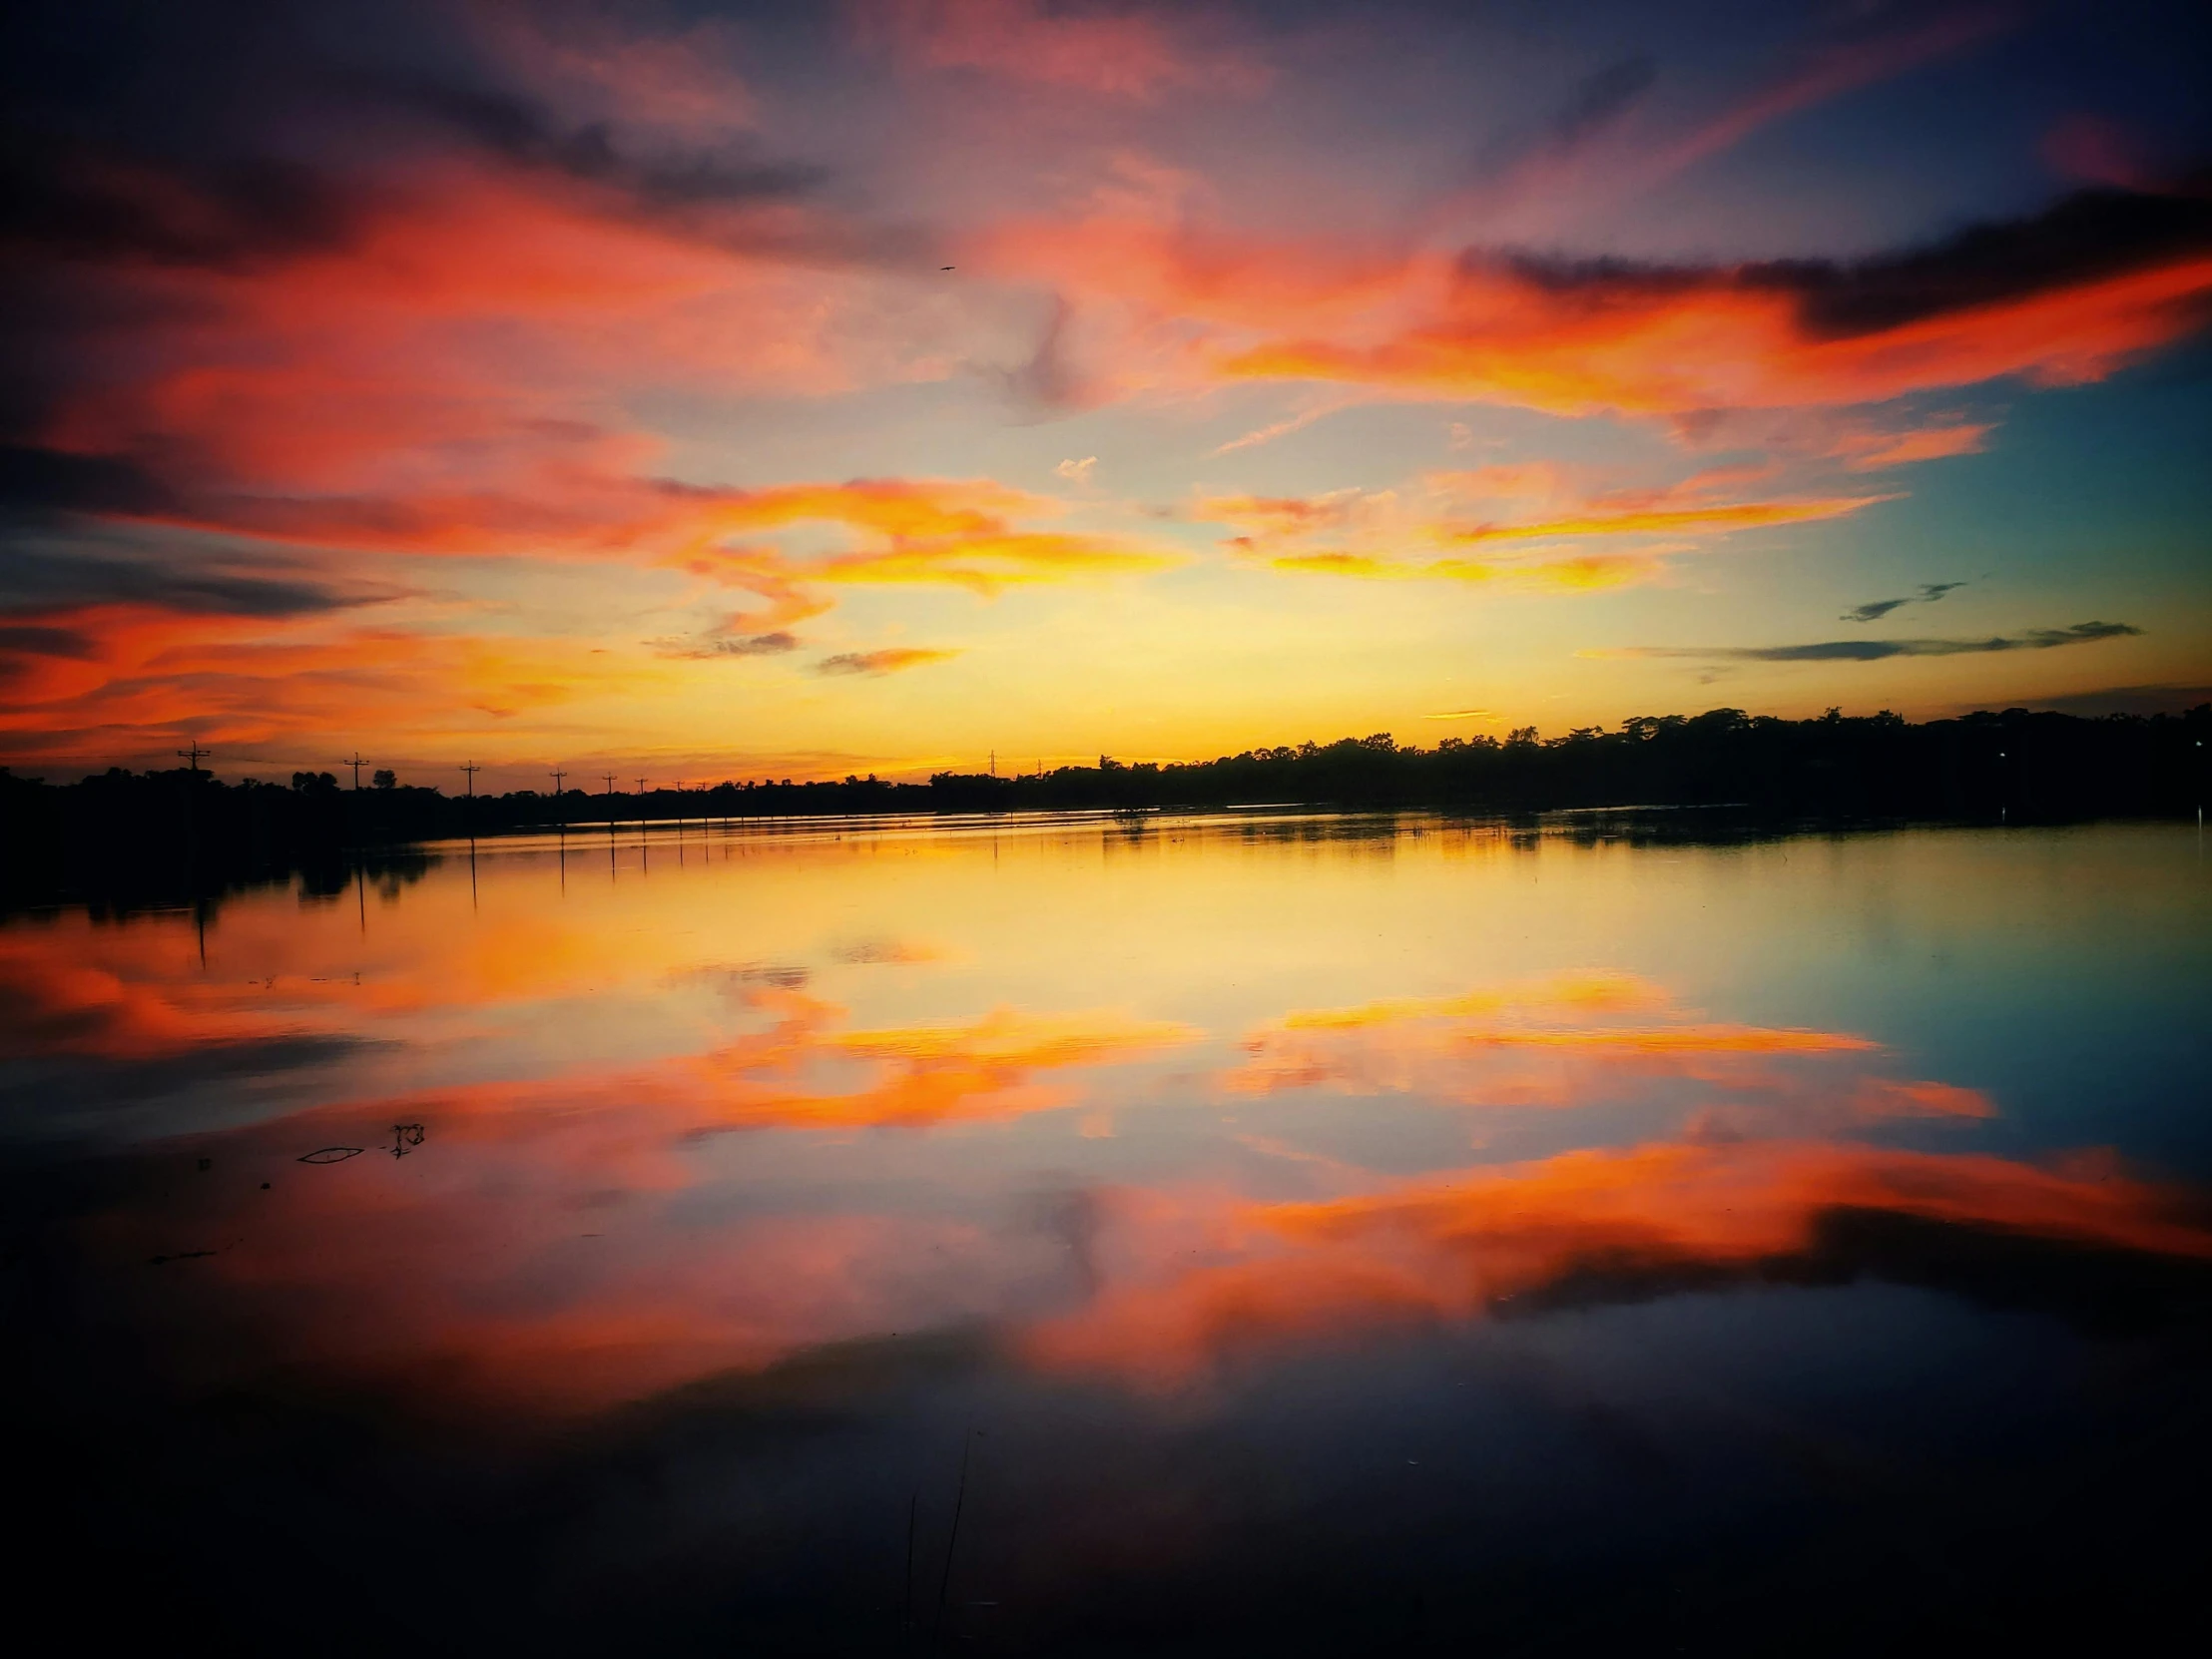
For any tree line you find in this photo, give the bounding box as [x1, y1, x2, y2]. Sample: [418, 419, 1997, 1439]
[4, 703, 2205, 905]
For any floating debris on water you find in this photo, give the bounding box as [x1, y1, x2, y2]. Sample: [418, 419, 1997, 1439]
[298, 1147, 364, 1164]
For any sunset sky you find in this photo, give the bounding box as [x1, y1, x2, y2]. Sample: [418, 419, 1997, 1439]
[3, 0, 2208, 786]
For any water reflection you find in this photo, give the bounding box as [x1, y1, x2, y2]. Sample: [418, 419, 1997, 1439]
[6, 815, 2210, 1650]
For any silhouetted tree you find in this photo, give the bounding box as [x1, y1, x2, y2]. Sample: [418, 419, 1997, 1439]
[4, 703, 2206, 910]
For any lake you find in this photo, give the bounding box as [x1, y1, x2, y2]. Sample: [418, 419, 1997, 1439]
[6, 812, 2210, 1654]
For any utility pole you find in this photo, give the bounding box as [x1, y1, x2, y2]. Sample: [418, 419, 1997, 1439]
[549, 767, 567, 830]
[176, 741, 208, 896]
[458, 763, 481, 875]
[343, 752, 367, 790]
[989, 750, 995, 778]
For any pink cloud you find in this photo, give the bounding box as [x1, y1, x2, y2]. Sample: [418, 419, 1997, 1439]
[860, 0, 1266, 100]
[1650, 7, 2013, 184]
[1830, 420, 1991, 470]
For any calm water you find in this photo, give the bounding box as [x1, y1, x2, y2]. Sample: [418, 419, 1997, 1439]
[6, 814, 2210, 1654]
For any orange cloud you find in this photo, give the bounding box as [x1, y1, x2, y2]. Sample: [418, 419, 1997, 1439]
[0, 470, 1184, 764]
[0, 940, 318, 1060]
[1022, 1137, 2212, 1384]
[113, 474, 1178, 615]
[348, 992, 1196, 1142]
[0, 601, 666, 768]
[672, 480, 1185, 613]
[1225, 252, 2212, 415]
[815, 647, 959, 677]
[1199, 464, 1891, 591]
[19, 160, 1209, 641]
[84, 993, 1196, 1410]
[773, 1005, 1198, 1128]
[1830, 421, 1992, 470]
[40, 166, 910, 494]
[1440, 493, 1893, 545]
[1219, 972, 1936, 1115]
[978, 180, 2212, 419]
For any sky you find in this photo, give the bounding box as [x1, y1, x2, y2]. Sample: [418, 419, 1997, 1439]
[2, 0, 2208, 788]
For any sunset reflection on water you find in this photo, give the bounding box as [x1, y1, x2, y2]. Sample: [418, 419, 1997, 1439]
[7, 814, 2210, 1651]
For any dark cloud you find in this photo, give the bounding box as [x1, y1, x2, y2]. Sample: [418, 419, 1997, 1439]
[0, 622, 94, 661]
[1841, 597, 1911, 623]
[0, 127, 361, 273]
[1549, 55, 1658, 153]
[1778, 177, 2212, 338]
[0, 447, 179, 515]
[355, 75, 824, 210]
[2011, 683, 2212, 717]
[999, 296, 1093, 413]
[0, 0, 840, 448]
[1477, 53, 1656, 177]
[0, 546, 370, 621]
[655, 630, 801, 660]
[0, 1037, 370, 1120]
[1626, 621, 2142, 663]
[1841, 579, 1967, 622]
[1498, 175, 2212, 339]
[815, 648, 956, 677]
[717, 630, 800, 656]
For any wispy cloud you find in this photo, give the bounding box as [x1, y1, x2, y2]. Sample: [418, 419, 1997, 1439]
[815, 647, 959, 677]
[858, 0, 1267, 101]
[1841, 581, 1968, 623]
[1206, 396, 1358, 457]
[1645, 7, 2014, 185]
[982, 176, 2212, 419]
[2002, 682, 2212, 717]
[653, 629, 801, 660]
[1441, 13, 2005, 244]
[1201, 464, 1894, 593]
[1603, 620, 2141, 664]
[1831, 421, 1992, 470]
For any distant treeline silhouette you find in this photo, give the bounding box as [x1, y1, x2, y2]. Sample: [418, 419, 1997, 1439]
[4, 704, 2206, 902]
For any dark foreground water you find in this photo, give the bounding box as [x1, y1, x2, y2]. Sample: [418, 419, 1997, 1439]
[4, 813, 2209, 1654]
